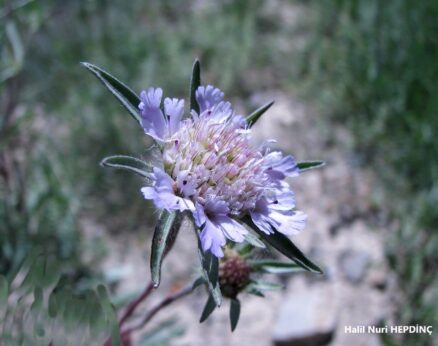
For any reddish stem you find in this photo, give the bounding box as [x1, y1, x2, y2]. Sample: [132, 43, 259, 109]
[120, 284, 194, 339]
[118, 282, 155, 327]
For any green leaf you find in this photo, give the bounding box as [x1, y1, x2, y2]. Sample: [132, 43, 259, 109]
[81, 62, 141, 125]
[229, 298, 241, 332]
[100, 155, 151, 178]
[190, 60, 201, 114]
[150, 210, 180, 287]
[196, 234, 222, 307]
[297, 161, 326, 172]
[245, 101, 274, 127]
[242, 217, 323, 274]
[199, 295, 216, 323]
[192, 277, 205, 290]
[245, 286, 265, 297]
[248, 260, 305, 274]
[247, 281, 284, 291]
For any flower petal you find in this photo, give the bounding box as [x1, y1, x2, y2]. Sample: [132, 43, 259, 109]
[195, 85, 224, 112]
[139, 88, 166, 141]
[269, 210, 307, 236]
[264, 152, 299, 180]
[164, 97, 184, 135]
[200, 219, 226, 257]
[214, 215, 247, 242]
[141, 167, 194, 211]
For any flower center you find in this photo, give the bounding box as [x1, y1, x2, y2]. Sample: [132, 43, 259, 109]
[162, 116, 269, 216]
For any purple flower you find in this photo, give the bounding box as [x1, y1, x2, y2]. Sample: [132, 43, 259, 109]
[139, 84, 306, 257]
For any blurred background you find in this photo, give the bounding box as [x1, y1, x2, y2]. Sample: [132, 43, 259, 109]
[1, 0, 437, 345]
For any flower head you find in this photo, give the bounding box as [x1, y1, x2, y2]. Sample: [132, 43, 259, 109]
[140, 85, 306, 257]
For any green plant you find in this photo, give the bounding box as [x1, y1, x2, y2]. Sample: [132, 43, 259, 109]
[303, 1, 438, 344]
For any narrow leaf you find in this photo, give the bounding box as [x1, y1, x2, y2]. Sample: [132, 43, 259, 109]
[196, 232, 222, 306]
[297, 160, 326, 172]
[150, 210, 179, 287]
[190, 60, 201, 114]
[229, 298, 241, 332]
[199, 295, 216, 323]
[248, 281, 284, 291]
[81, 62, 141, 125]
[100, 155, 151, 178]
[242, 217, 323, 274]
[245, 101, 274, 127]
[247, 260, 305, 274]
[192, 277, 205, 290]
[245, 286, 265, 297]
[243, 230, 266, 249]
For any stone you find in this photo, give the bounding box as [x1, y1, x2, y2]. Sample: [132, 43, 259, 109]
[272, 285, 339, 346]
[338, 249, 370, 284]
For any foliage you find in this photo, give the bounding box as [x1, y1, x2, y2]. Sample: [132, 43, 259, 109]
[303, 0, 438, 344]
[0, 252, 119, 345]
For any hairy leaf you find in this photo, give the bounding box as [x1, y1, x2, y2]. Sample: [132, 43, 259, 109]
[100, 155, 151, 178]
[81, 62, 141, 125]
[248, 260, 305, 274]
[242, 217, 323, 274]
[150, 210, 180, 287]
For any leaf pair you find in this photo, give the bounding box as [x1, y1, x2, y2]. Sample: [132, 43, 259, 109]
[200, 295, 240, 332]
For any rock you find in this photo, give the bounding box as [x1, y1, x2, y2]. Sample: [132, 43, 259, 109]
[339, 250, 370, 284]
[368, 268, 388, 291]
[272, 285, 339, 346]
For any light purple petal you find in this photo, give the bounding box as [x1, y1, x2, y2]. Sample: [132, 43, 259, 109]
[204, 198, 229, 215]
[200, 219, 226, 257]
[139, 88, 166, 141]
[195, 85, 224, 112]
[268, 210, 307, 236]
[267, 188, 296, 211]
[176, 170, 197, 197]
[214, 215, 247, 242]
[192, 202, 206, 227]
[249, 198, 274, 234]
[250, 196, 305, 235]
[264, 152, 299, 180]
[164, 97, 184, 135]
[141, 167, 194, 211]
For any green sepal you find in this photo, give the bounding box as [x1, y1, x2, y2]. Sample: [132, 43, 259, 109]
[229, 298, 241, 332]
[245, 101, 274, 127]
[247, 280, 284, 291]
[297, 160, 326, 172]
[81, 62, 141, 125]
[100, 155, 151, 178]
[199, 294, 216, 323]
[247, 260, 305, 274]
[190, 60, 201, 114]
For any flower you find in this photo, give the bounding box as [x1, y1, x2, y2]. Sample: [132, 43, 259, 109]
[139, 85, 306, 257]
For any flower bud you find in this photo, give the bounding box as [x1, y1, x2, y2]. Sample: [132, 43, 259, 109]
[219, 251, 252, 298]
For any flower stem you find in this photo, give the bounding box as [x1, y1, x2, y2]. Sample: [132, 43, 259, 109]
[120, 283, 195, 338]
[118, 282, 155, 327]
